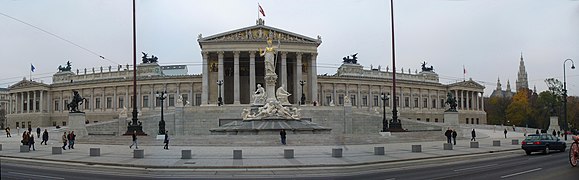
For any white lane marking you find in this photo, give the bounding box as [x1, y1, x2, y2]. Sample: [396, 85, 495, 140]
[500, 168, 542, 178]
[453, 164, 497, 172]
[7, 171, 64, 179]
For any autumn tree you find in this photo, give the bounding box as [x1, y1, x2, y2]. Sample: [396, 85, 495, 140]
[506, 89, 530, 126]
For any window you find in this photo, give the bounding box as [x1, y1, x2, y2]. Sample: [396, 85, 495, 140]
[64, 100, 68, 111]
[476, 118, 479, 124]
[471, 118, 474, 124]
[52, 121, 56, 126]
[181, 94, 188, 106]
[195, 94, 201, 106]
[404, 97, 409, 107]
[169, 94, 175, 107]
[362, 95, 368, 106]
[414, 98, 419, 108]
[54, 101, 59, 111]
[16, 122, 19, 128]
[118, 97, 124, 108]
[350, 95, 356, 106]
[338, 94, 344, 105]
[417, 118, 421, 121]
[466, 118, 469, 124]
[441, 98, 445, 108]
[426, 118, 430, 122]
[23, 100, 27, 111]
[84, 99, 90, 109]
[21, 122, 25, 128]
[143, 96, 149, 108]
[396, 96, 400, 107]
[27, 121, 31, 128]
[432, 99, 437, 109]
[156, 96, 161, 107]
[95, 98, 101, 109]
[35, 100, 39, 112]
[326, 95, 332, 106]
[423, 98, 428, 108]
[106, 97, 112, 109]
[130, 96, 134, 108]
[374, 96, 380, 107]
[458, 99, 462, 109]
[62, 121, 66, 126]
[435, 118, 439, 122]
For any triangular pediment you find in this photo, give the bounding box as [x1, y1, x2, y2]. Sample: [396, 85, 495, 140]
[8, 79, 49, 90]
[448, 80, 485, 89]
[198, 24, 321, 45]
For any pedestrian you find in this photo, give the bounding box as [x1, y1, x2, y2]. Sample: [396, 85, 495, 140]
[62, 132, 67, 150]
[164, 131, 169, 150]
[504, 129, 508, 138]
[5, 127, 11, 137]
[280, 129, 287, 145]
[36, 127, 41, 138]
[471, 129, 476, 141]
[536, 129, 539, 134]
[523, 128, 527, 137]
[28, 127, 32, 134]
[68, 131, 76, 149]
[22, 131, 29, 145]
[444, 128, 452, 144]
[552, 129, 556, 137]
[41, 129, 49, 145]
[452, 129, 458, 145]
[512, 125, 516, 132]
[557, 130, 561, 137]
[17, 126, 20, 134]
[28, 133, 36, 151]
[129, 131, 138, 149]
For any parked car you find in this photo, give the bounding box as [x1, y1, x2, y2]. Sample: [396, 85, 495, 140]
[521, 134, 566, 155]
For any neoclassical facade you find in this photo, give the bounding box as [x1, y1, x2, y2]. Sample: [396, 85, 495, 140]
[4, 20, 487, 130]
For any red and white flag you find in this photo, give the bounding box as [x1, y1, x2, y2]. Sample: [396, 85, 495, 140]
[258, 3, 266, 17]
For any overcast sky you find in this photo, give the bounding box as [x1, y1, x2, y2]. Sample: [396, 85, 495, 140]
[1, 0, 578, 96]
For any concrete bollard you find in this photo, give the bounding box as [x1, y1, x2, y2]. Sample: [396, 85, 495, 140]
[412, 145, 422, 152]
[52, 147, 62, 154]
[284, 149, 294, 159]
[493, 140, 501, 146]
[470, 141, 479, 148]
[512, 139, 519, 145]
[90, 148, 100, 156]
[332, 148, 343, 158]
[233, 150, 242, 159]
[374, 147, 385, 155]
[20, 145, 29, 153]
[134, 149, 144, 158]
[181, 150, 192, 159]
[443, 143, 453, 150]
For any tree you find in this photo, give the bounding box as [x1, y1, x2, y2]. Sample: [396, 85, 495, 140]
[506, 89, 530, 126]
[0, 108, 5, 129]
[486, 96, 510, 125]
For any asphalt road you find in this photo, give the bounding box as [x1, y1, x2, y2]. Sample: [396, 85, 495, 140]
[1, 150, 578, 180]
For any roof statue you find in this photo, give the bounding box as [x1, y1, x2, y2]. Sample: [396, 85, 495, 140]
[141, 52, 159, 64]
[58, 61, 72, 72]
[421, 61, 434, 72]
[342, 53, 358, 64]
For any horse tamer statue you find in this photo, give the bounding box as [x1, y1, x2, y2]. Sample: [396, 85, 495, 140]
[67, 90, 86, 113]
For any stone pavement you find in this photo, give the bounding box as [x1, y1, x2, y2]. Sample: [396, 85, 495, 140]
[2, 127, 564, 169]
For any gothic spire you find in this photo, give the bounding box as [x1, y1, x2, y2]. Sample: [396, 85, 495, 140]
[516, 52, 529, 90]
[496, 77, 502, 90]
[506, 79, 511, 92]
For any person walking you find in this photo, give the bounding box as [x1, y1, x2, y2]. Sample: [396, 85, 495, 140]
[552, 129, 556, 137]
[129, 131, 138, 149]
[5, 127, 11, 137]
[36, 127, 41, 138]
[28, 133, 36, 151]
[163, 131, 170, 150]
[62, 132, 68, 150]
[536, 129, 540, 134]
[22, 131, 29, 145]
[41, 129, 48, 145]
[504, 129, 508, 138]
[471, 129, 476, 141]
[444, 128, 452, 144]
[280, 129, 287, 145]
[452, 129, 458, 145]
[557, 130, 561, 137]
[67, 131, 76, 149]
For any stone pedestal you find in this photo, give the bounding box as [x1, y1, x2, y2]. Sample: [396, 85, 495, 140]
[90, 148, 100, 156]
[443, 143, 453, 150]
[181, 150, 192, 159]
[547, 116, 561, 133]
[134, 149, 144, 158]
[512, 139, 519, 145]
[332, 148, 343, 157]
[412, 145, 422, 152]
[68, 112, 88, 137]
[52, 147, 62, 154]
[233, 150, 242, 159]
[493, 140, 501, 146]
[374, 147, 385, 155]
[284, 149, 294, 159]
[470, 141, 479, 148]
[20, 145, 29, 152]
[444, 111, 459, 126]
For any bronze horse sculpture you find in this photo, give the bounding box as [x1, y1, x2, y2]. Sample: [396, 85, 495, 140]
[67, 90, 86, 113]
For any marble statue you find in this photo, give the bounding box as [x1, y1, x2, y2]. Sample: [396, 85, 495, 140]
[276, 85, 291, 105]
[291, 108, 301, 119]
[241, 108, 255, 119]
[344, 94, 351, 104]
[329, 100, 335, 106]
[119, 106, 128, 118]
[253, 84, 266, 104]
[259, 38, 278, 76]
[176, 95, 184, 107]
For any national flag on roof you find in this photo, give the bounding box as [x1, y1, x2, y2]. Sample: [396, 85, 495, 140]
[31, 64, 35, 72]
[258, 3, 266, 17]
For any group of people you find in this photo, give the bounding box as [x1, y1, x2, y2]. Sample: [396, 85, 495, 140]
[20, 127, 50, 151]
[61, 131, 76, 150]
[444, 128, 459, 145]
[128, 130, 170, 150]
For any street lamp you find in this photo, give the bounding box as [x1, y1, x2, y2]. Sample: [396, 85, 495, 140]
[155, 91, 167, 135]
[381, 93, 390, 132]
[388, 0, 402, 131]
[217, 80, 223, 106]
[125, 0, 146, 136]
[563, 58, 575, 140]
[299, 80, 306, 105]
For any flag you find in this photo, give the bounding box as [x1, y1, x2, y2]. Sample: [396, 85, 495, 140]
[31, 64, 35, 72]
[258, 3, 266, 17]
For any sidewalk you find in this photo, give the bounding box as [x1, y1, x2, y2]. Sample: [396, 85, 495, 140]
[1, 126, 573, 169]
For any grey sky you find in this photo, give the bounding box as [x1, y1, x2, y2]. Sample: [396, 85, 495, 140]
[1, 0, 578, 96]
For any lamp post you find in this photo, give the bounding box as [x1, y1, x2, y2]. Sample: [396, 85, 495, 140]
[563, 58, 575, 140]
[388, 0, 402, 131]
[381, 93, 390, 132]
[299, 80, 306, 105]
[217, 80, 223, 106]
[125, 0, 146, 136]
[155, 91, 167, 135]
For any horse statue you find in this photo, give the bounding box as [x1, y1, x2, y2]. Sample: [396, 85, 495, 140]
[142, 52, 159, 64]
[342, 53, 359, 64]
[67, 90, 86, 113]
[444, 92, 457, 112]
[421, 61, 434, 72]
[57, 61, 73, 72]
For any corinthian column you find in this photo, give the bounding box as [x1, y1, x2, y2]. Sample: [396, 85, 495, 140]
[294, 52, 303, 104]
[201, 51, 209, 105]
[281, 51, 287, 87]
[233, 51, 240, 104]
[218, 51, 224, 104]
[310, 53, 318, 104]
[249, 51, 256, 101]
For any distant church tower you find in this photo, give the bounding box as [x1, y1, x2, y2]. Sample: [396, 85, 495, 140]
[515, 52, 529, 91]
